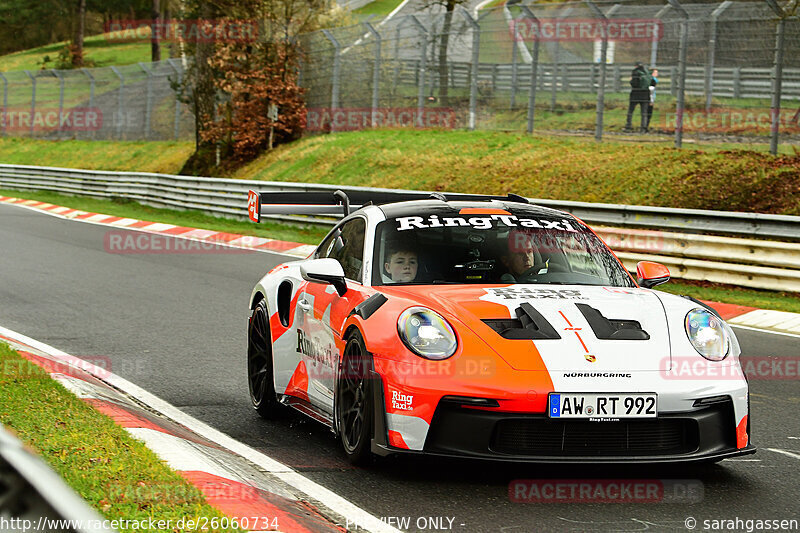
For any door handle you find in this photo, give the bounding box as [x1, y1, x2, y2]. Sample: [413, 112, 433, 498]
[298, 299, 312, 313]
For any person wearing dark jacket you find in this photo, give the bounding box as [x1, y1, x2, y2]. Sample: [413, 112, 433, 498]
[624, 62, 651, 132]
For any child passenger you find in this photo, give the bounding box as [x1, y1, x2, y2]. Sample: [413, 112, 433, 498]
[384, 244, 418, 283]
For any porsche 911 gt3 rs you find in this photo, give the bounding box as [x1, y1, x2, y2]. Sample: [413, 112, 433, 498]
[245, 190, 754, 465]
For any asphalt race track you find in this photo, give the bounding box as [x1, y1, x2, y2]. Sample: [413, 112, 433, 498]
[2, 201, 800, 532]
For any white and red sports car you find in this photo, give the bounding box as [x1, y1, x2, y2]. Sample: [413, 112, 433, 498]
[246, 190, 754, 465]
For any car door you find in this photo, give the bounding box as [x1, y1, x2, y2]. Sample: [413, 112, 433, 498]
[298, 217, 369, 413]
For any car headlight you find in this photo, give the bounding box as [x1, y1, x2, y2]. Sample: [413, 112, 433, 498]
[397, 307, 457, 360]
[685, 308, 729, 361]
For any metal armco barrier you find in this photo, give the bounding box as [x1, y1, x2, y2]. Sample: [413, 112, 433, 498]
[0, 424, 114, 533]
[1, 163, 799, 292]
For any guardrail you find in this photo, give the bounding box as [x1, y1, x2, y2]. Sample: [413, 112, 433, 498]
[1, 164, 799, 291]
[0, 424, 114, 533]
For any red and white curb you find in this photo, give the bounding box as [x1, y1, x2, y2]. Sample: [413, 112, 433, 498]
[3, 193, 799, 338]
[0, 196, 318, 259]
[0, 326, 401, 533]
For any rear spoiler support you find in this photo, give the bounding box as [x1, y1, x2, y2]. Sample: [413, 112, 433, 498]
[247, 189, 531, 223]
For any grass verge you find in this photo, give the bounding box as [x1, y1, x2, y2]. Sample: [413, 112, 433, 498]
[0, 188, 329, 245]
[0, 342, 239, 532]
[0, 138, 194, 175]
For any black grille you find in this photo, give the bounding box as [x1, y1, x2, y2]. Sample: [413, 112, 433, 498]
[491, 418, 698, 456]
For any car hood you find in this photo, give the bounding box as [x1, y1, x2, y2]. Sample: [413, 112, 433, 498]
[378, 284, 671, 372]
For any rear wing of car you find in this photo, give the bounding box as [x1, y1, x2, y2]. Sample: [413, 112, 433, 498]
[247, 189, 530, 222]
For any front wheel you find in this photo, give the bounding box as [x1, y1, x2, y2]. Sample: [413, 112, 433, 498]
[248, 299, 281, 418]
[335, 330, 374, 466]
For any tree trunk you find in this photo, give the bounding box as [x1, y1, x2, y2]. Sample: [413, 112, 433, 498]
[438, 1, 455, 100]
[151, 0, 161, 62]
[194, 0, 216, 153]
[72, 0, 86, 67]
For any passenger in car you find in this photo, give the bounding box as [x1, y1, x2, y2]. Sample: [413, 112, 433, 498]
[384, 244, 419, 283]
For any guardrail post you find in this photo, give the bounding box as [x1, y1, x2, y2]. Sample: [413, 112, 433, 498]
[167, 58, 182, 140]
[0, 73, 7, 137]
[52, 70, 65, 138]
[81, 68, 95, 140]
[23, 70, 36, 137]
[521, 6, 540, 134]
[364, 22, 382, 128]
[585, 0, 608, 142]
[706, 1, 732, 113]
[460, 8, 480, 131]
[668, 0, 689, 149]
[111, 66, 125, 139]
[139, 62, 153, 139]
[322, 29, 341, 131]
[766, 0, 788, 155]
[732, 66, 741, 99]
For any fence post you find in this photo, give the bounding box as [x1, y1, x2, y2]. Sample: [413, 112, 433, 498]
[111, 66, 124, 139]
[585, 0, 608, 142]
[406, 16, 429, 128]
[550, 7, 572, 112]
[668, 0, 688, 148]
[24, 70, 36, 137]
[766, 0, 788, 155]
[732, 66, 741, 98]
[167, 59, 182, 140]
[0, 73, 7, 137]
[52, 70, 64, 138]
[460, 8, 480, 131]
[364, 22, 382, 128]
[652, 3, 671, 68]
[510, 21, 519, 110]
[706, 1, 732, 113]
[322, 29, 341, 131]
[138, 62, 153, 140]
[81, 68, 96, 140]
[521, 6, 540, 134]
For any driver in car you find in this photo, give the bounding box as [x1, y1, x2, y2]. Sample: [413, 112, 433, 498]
[500, 232, 547, 282]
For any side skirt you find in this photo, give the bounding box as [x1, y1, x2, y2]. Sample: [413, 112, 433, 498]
[280, 395, 334, 429]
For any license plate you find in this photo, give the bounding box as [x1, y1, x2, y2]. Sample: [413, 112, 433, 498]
[548, 393, 657, 419]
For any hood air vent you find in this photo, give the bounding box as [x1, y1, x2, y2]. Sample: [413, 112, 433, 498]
[482, 303, 561, 340]
[575, 303, 650, 340]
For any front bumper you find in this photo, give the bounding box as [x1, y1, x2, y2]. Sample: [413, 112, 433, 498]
[371, 384, 755, 463]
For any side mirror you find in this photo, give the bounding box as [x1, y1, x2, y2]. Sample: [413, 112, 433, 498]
[301, 258, 348, 296]
[636, 261, 670, 289]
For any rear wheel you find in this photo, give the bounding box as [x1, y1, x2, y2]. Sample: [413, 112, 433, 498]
[248, 299, 281, 418]
[336, 330, 374, 466]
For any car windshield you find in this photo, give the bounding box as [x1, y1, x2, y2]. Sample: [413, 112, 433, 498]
[372, 210, 635, 287]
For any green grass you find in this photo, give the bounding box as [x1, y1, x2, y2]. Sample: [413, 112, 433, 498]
[0, 188, 329, 245]
[0, 138, 194, 175]
[230, 129, 800, 216]
[0, 342, 240, 532]
[0, 32, 151, 72]
[353, 0, 405, 17]
[658, 280, 800, 315]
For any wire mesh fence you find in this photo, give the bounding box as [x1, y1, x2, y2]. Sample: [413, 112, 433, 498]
[299, 0, 800, 153]
[0, 1, 798, 153]
[0, 58, 194, 141]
